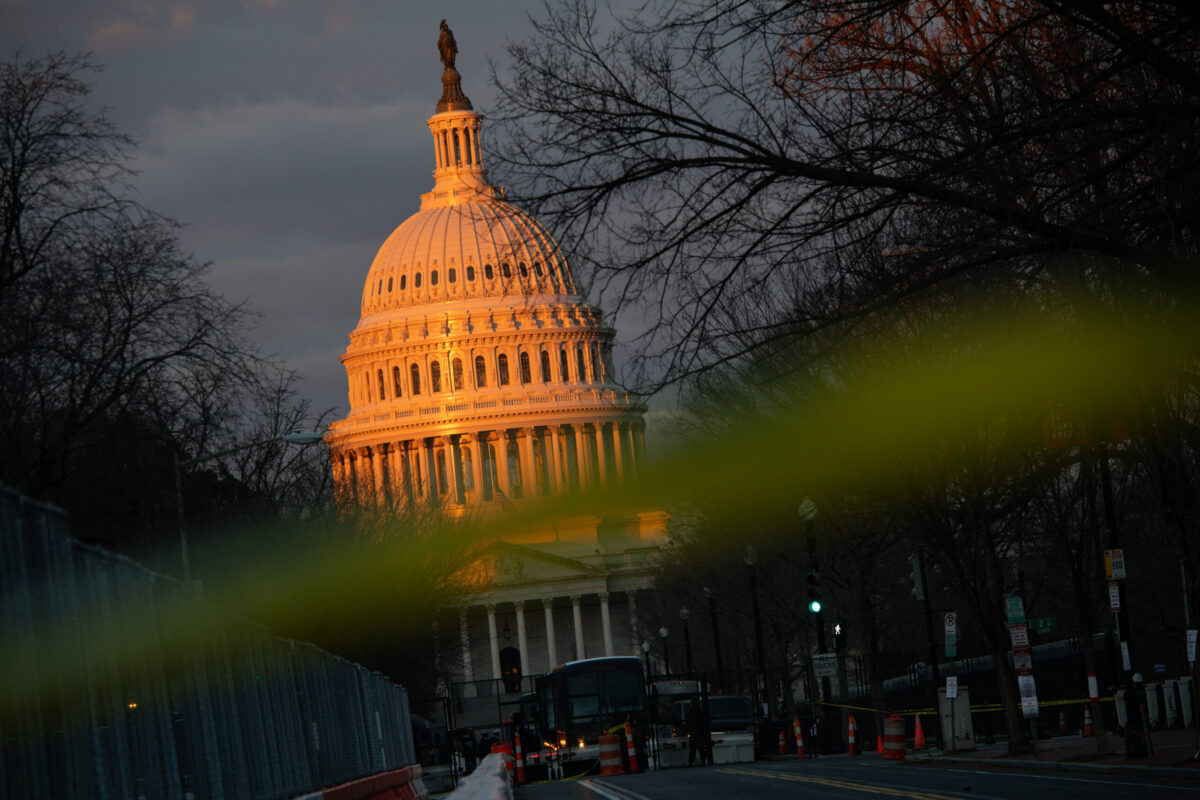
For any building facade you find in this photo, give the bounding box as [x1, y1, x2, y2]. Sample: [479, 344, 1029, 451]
[324, 33, 666, 720]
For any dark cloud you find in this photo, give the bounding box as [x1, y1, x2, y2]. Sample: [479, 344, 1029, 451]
[2, 0, 547, 418]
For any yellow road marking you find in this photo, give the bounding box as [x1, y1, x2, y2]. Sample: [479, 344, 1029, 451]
[717, 767, 964, 800]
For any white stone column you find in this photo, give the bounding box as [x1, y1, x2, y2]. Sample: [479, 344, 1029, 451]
[571, 595, 585, 660]
[371, 446, 386, 506]
[470, 431, 484, 501]
[594, 424, 609, 487]
[518, 428, 537, 498]
[548, 426, 563, 494]
[459, 609, 475, 680]
[626, 590, 639, 655]
[624, 424, 638, 477]
[515, 600, 529, 677]
[572, 426, 588, 491]
[611, 425, 625, 484]
[494, 431, 513, 499]
[332, 453, 347, 503]
[599, 591, 614, 657]
[424, 438, 439, 502]
[450, 435, 467, 505]
[543, 598, 558, 669]
[487, 603, 501, 681]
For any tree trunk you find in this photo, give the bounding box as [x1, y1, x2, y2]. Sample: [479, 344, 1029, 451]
[992, 641, 1032, 753]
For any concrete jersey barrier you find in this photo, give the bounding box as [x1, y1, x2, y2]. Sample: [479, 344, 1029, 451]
[446, 753, 512, 800]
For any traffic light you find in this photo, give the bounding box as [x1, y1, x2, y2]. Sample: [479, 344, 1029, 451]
[907, 553, 926, 601]
[832, 623, 846, 651]
[806, 572, 822, 613]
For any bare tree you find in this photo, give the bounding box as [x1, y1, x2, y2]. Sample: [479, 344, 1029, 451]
[491, 0, 1200, 391]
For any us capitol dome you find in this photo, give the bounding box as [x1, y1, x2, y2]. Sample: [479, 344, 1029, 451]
[325, 24, 666, 707]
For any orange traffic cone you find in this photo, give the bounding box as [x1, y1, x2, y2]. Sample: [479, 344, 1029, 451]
[794, 714, 805, 759]
[877, 734, 884, 754]
[848, 714, 857, 756]
[1083, 705, 1095, 737]
[913, 714, 927, 750]
[515, 733, 526, 784]
[1058, 709, 1068, 735]
[624, 719, 640, 772]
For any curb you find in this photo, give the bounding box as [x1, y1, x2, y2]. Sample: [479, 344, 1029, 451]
[905, 754, 1200, 780]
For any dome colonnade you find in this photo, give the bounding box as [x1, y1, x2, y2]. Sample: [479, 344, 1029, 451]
[326, 38, 648, 512]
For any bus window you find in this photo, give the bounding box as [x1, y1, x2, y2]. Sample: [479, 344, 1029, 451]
[606, 670, 642, 713]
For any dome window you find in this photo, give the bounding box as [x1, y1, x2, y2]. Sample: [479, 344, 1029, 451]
[534, 263, 544, 277]
[431, 269, 439, 286]
[474, 355, 487, 388]
[448, 268, 457, 283]
[467, 265, 475, 281]
[364, 372, 371, 401]
[498, 354, 510, 386]
[576, 347, 586, 383]
[377, 369, 386, 400]
[518, 262, 528, 278]
[591, 346, 600, 382]
[452, 358, 464, 390]
[415, 272, 422, 288]
[485, 264, 494, 280]
[393, 366, 403, 398]
[540, 351, 551, 383]
[519, 352, 532, 384]
[377, 279, 383, 295]
[502, 263, 512, 279]
[559, 349, 570, 382]
[387, 277, 393, 292]
[431, 360, 443, 393]
[400, 275, 407, 290]
[410, 363, 421, 395]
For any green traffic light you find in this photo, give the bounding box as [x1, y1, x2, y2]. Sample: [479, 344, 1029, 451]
[808, 599, 822, 613]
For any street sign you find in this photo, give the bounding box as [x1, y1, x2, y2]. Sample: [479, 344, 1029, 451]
[946, 676, 958, 699]
[812, 653, 839, 679]
[1021, 696, 1040, 719]
[1014, 651, 1033, 675]
[1005, 596, 1026, 625]
[1187, 629, 1198, 664]
[945, 632, 957, 659]
[1010, 623, 1030, 649]
[1104, 549, 1127, 580]
[1087, 673, 1099, 702]
[1030, 617, 1058, 634]
[944, 612, 957, 635]
[1108, 581, 1121, 611]
[1018, 673, 1037, 698]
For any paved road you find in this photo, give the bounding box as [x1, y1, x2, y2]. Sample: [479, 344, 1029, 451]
[520, 756, 1197, 800]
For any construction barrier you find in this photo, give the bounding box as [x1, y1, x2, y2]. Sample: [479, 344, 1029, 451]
[599, 734, 624, 777]
[847, 715, 857, 757]
[793, 714, 805, 760]
[623, 720, 640, 772]
[514, 735, 525, 784]
[1083, 706, 1095, 737]
[913, 714, 927, 750]
[883, 716, 906, 761]
[778, 730, 786, 754]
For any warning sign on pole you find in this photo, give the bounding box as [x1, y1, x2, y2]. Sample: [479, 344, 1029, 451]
[944, 612, 957, 635]
[1010, 623, 1030, 649]
[1087, 673, 1099, 702]
[946, 676, 958, 699]
[1108, 581, 1121, 611]
[1021, 696, 1039, 719]
[1187, 630, 1198, 664]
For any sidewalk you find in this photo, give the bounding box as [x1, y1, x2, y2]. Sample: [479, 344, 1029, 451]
[904, 728, 1200, 779]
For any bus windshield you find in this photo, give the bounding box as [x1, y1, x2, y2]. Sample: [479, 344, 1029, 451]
[565, 668, 642, 723]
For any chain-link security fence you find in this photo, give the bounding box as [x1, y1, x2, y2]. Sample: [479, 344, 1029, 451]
[1, 485, 415, 800]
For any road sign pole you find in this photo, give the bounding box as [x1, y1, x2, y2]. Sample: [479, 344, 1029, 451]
[917, 547, 944, 751]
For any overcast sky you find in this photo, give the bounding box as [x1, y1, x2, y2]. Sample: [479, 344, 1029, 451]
[3, 0, 651, 422]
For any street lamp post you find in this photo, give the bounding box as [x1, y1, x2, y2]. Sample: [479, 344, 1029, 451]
[680, 607, 693, 674]
[641, 640, 652, 676]
[744, 547, 768, 717]
[704, 586, 725, 691]
[174, 431, 324, 589]
[659, 626, 671, 676]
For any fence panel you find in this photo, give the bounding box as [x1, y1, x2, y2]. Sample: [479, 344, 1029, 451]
[0, 485, 416, 800]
